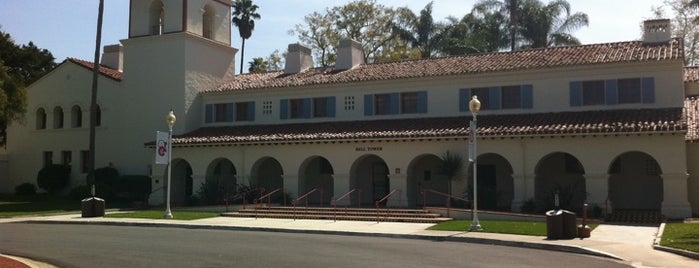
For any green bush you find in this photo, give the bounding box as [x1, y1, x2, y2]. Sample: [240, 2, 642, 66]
[115, 175, 152, 203]
[520, 198, 536, 214]
[15, 182, 37, 195]
[37, 164, 71, 194]
[69, 185, 91, 200]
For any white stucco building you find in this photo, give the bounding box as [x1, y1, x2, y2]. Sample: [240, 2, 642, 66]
[1, 1, 697, 220]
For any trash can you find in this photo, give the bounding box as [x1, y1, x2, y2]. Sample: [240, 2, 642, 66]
[561, 210, 577, 239]
[81, 197, 105, 218]
[545, 210, 563, 239]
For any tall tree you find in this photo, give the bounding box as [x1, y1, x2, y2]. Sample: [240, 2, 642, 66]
[247, 57, 268, 73]
[472, 0, 523, 51]
[392, 2, 444, 58]
[440, 11, 508, 55]
[0, 29, 56, 146]
[517, 0, 589, 48]
[658, 0, 699, 65]
[232, 0, 261, 74]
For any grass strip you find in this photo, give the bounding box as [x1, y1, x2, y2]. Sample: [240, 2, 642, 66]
[429, 220, 598, 237]
[660, 222, 699, 253]
[105, 210, 219, 220]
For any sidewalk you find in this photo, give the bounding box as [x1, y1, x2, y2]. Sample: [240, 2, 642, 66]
[2, 213, 698, 268]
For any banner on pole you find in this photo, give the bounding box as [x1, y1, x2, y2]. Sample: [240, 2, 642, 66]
[155, 131, 169, 164]
[468, 121, 475, 162]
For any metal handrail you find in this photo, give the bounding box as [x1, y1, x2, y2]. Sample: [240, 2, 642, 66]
[375, 189, 402, 222]
[332, 188, 361, 222]
[254, 188, 284, 206]
[421, 188, 471, 217]
[292, 187, 323, 220]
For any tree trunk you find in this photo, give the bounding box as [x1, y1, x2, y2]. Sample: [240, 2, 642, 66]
[239, 38, 246, 74]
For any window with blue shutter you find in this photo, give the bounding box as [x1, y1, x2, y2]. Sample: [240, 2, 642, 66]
[605, 80, 618, 105]
[521, 85, 533, 109]
[302, 98, 312, 118]
[642, 77, 655, 103]
[416, 91, 427, 113]
[459, 88, 469, 112]
[569, 81, 582, 106]
[280, 99, 289, 119]
[488, 87, 500, 109]
[364, 94, 373, 116]
[225, 103, 235, 122]
[389, 93, 400, 114]
[205, 104, 213, 123]
[326, 96, 336, 117]
[246, 101, 255, 121]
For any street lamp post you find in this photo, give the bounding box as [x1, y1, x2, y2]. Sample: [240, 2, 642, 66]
[469, 96, 482, 231]
[164, 110, 176, 219]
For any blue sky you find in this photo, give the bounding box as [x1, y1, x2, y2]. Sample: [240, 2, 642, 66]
[0, 0, 662, 72]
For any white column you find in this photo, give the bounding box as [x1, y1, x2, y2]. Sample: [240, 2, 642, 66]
[511, 174, 526, 211]
[387, 174, 408, 207]
[662, 173, 692, 218]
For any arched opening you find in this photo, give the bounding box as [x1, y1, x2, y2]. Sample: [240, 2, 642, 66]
[298, 156, 334, 204]
[250, 157, 284, 196]
[534, 152, 586, 213]
[165, 159, 193, 206]
[608, 151, 663, 211]
[466, 153, 514, 211]
[350, 154, 389, 206]
[407, 154, 447, 207]
[53, 106, 64, 129]
[150, 0, 165, 35]
[36, 108, 46, 129]
[71, 105, 82, 128]
[203, 158, 237, 204]
[202, 4, 215, 39]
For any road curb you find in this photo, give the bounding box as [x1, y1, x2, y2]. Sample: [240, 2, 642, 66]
[19, 219, 623, 261]
[653, 223, 699, 260]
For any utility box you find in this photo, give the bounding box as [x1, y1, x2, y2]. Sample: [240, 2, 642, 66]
[545, 210, 563, 239]
[81, 197, 105, 218]
[561, 210, 578, 239]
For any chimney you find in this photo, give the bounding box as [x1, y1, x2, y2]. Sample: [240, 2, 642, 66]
[335, 38, 364, 70]
[643, 19, 672, 43]
[284, 43, 313, 74]
[100, 44, 123, 71]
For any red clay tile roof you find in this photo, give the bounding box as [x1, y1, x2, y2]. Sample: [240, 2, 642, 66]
[687, 97, 699, 141]
[685, 66, 699, 82]
[210, 38, 683, 92]
[67, 58, 123, 81]
[170, 107, 686, 146]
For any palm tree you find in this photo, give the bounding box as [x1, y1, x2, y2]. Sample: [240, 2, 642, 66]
[392, 1, 444, 58]
[518, 0, 588, 48]
[232, 0, 261, 74]
[472, 0, 522, 51]
[439, 151, 464, 197]
[247, 57, 268, 73]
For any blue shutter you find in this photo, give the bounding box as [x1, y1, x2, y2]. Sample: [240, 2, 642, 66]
[364, 94, 374, 116]
[521, 85, 533, 109]
[642, 77, 655, 103]
[205, 104, 213, 123]
[417, 91, 427, 113]
[605, 80, 618, 105]
[489, 87, 500, 110]
[570, 81, 582, 106]
[302, 98, 312, 118]
[225, 103, 234, 122]
[327, 97, 336, 117]
[280, 99, 289, 119]
[246, 101, 255, 121]
[459, 88, 469, 112]
[390, 93, 400, 114]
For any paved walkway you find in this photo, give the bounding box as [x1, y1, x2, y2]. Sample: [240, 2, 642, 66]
[1, 213, 698, 268]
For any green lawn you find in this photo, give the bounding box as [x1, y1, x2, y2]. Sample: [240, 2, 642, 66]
[660, 222, 699, 253]
[428, 220, 598, 236]
[0, 194, 128, 217]
[105, 210, 219, 220]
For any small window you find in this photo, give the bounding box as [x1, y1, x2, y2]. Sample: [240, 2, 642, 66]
[36, 108, 47, 129]
[582, 80, 605, 106]
[263, 101, 273, 115]
[470, 88, 490, 110]
[289, 99, 305, 119]
[53, 107, 64, 129]
[71, 105, 82, 128]
[618, 78, 641, 104]
[501, 86, 522, 109]
[374, 94, 391, 115]
[401, 92, 418, 114]
[344, 96, 355, 111]
[313, 97, 328, 117]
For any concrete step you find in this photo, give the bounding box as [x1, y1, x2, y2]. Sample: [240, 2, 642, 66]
[221, 206, 451, 223]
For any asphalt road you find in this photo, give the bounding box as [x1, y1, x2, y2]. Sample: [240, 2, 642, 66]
[0, 223, 631, 268]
